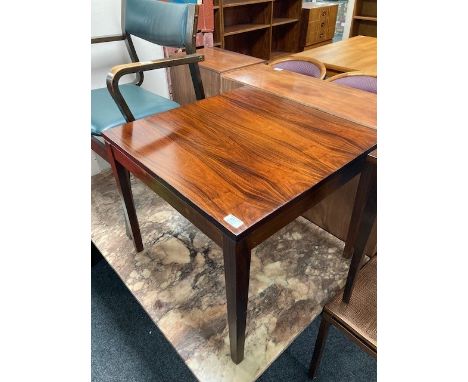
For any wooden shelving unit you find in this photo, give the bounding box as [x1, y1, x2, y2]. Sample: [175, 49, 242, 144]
[350, 0, 377, 37]
[213, 0, 302, 60]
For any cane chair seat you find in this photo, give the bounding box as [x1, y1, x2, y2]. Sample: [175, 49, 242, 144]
[325, 256, 377, 351]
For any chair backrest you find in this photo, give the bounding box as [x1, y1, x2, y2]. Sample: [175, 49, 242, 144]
[269, 57, 326, 80]
[327, 72, 377, 94]
[123, 0, 197, 52]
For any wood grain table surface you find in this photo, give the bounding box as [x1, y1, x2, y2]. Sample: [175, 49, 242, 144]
[221, 63, 376, 129]
[293, 36, 377, 75]
[103, 86, 376, 364]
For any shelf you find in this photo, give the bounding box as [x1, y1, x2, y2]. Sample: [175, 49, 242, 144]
[223, 0, 272, 8]
[272, 18, 298, 27]
[353, 15, 377, 22]
[224, 23, 270, 36]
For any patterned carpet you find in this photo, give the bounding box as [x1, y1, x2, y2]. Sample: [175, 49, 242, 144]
[91, 169, 359, 382]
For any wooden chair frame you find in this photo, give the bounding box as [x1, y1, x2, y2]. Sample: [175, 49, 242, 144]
[309, 252, 377, 379]
[326, 71, 377, 83]
[308, 308, 377, 379]
[268, 56, 327, 80]
[310, 151, 377, 378]
[91, 3, 206, 162]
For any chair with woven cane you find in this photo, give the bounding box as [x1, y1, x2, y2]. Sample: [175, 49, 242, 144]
[91, 0, 205, 252]
[327, 72, 377, 93]
[269, 56, 327, 79]
[308, 256, 377, 379]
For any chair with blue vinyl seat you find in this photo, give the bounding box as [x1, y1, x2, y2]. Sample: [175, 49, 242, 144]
[91, 0, 205, 160]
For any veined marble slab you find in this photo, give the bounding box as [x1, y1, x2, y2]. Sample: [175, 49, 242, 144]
[91, 170, 350, 382]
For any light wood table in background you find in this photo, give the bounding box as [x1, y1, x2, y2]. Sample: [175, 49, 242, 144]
[292, 35, 377, 77]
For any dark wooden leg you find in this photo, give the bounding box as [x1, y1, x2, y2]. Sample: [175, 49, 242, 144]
[91, 241, 104, 266]
[222, 235, 251, 364]
[343, 156, 376, 302]
[342, 157, 375, 259]
[105, 142, 144, 253]
[123, 171, 133, 240]
[309, 314, 331, 379]
[188, 62, 206, 100]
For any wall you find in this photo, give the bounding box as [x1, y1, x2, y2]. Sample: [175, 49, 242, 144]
[343, 0, 356, 39]
[91, 0, 170, 175]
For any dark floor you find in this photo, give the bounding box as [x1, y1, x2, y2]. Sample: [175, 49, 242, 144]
[92, 256, 376, 382]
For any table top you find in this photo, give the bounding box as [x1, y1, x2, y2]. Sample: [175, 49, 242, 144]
[104, 87, 376, 238]
[293, 36, 377, 74]
[198, 47, 265, 73]
[222, 64, 377, 129]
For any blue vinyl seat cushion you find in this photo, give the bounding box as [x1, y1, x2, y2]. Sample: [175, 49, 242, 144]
[91, 84, 180, 135]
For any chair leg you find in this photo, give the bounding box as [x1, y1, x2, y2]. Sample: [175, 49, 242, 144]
[343, 157, 377, 303]
[309, 315, 331, 379]
[92, 135, 134, 241]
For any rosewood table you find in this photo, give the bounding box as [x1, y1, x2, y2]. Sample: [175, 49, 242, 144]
[222, 64, 377, 256]
[102, 86, 377, 363]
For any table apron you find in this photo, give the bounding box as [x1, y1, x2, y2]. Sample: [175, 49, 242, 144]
[241, 152, 371, 248]
[109, 141, 374, 251]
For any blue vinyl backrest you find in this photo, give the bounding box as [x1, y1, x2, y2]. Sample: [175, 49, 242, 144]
[124, 0, 193, 48]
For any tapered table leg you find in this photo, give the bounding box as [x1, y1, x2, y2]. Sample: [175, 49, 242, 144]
[105, 142, 144, 253]
[308, 315, 331, 379]
[343, 155, 376, 302]
[222, 235, 251, 364]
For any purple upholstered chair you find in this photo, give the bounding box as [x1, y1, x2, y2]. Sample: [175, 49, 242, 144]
[269, 57, 327, 80]
[327, 72, 377, 94]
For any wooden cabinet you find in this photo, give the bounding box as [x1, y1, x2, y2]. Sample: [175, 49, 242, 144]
[349, 0, 377, 37]
[169, 47, 265, 105]
[300, 3, 338, 51]
[212, 0, 302, 60]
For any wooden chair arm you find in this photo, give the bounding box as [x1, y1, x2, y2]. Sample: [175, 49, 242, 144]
[91, 34, 126, 44]
[108, 54, 204, 79]
[106, 54, 205, 122]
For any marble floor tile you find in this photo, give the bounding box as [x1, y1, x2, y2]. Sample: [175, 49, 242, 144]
[91, 170, 350, 382]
